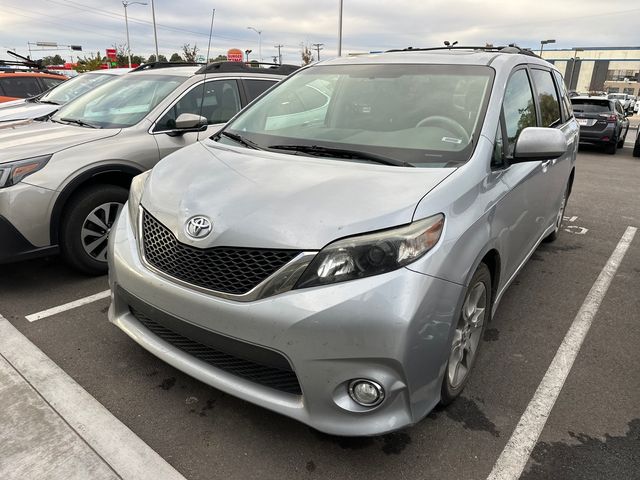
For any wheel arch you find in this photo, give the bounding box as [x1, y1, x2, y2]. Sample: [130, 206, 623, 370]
[50, 165, 143, 245]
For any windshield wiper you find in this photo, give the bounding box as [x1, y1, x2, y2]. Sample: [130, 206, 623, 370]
[217, 131, 261, 150]
[268, 144, 414, 167]
[58, 117, 101, 129]
[39, 100, 60, 105]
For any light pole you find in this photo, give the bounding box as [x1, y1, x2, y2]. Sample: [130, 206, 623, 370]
[274, 44, 283, 65]
[338, 0, 343, 56]
[539, 39, 555, 57]
[247, 26, 262, 62]
[122, 1, 147, 68]
[150, 0, 159, 60]
[569, 48, 584, 90]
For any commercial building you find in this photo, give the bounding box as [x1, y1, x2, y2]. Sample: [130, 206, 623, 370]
[541, 47, 640, 95]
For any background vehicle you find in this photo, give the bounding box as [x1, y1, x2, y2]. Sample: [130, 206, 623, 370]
[607, 92, 633, 113]
[108, 46, 578, 436]
[0, 68, 130, 125]
[633, 125, 640, 157]
[571, 96, 629, 154]
[0, 62, 297, 274]
[0, 71, 67, 103]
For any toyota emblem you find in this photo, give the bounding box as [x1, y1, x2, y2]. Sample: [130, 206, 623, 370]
[185, 216, 212, 239]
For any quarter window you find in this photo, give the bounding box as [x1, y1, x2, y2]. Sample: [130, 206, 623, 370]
[531, 69, 561, 127]
[503, 69, 536, 155]
[155, 79, 241, 131]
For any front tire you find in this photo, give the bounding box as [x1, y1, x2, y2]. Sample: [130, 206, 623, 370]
[441, 263, 491, 405]
[60, 184, 128, 275]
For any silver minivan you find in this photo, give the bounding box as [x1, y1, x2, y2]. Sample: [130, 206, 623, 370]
[108, 47, 579, 436]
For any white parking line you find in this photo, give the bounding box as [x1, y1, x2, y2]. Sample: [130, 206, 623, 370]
[487, 226, 637, 480]
[0, 314, 186, 480]
[25, 290, 111, 322]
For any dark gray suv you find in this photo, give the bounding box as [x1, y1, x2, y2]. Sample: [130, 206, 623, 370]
[571, 96, 629, 154]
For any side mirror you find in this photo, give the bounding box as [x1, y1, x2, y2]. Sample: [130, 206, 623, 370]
[166, 113, 208, 136]
[512, 127, 567, 163]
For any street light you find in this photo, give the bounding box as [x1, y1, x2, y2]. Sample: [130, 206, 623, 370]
[569, 48, 584, 90]
[338, 0, 343, 56]
[539, 39, 555, 57]
[244, 49, 252, 62]
[247, 26, 262, 62]
[122, 1, 147, 68]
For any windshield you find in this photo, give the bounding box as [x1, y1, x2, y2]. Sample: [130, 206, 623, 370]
[219, 64, 494, 167]
[40, 73, 117, 105]
[571, 99, 612, 113]
[52, 74, 184, 128]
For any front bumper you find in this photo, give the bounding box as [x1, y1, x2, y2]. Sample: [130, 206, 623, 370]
[108, 208, 464, 436]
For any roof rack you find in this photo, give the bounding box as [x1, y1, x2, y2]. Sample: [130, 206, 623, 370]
[195, 61, 300, 76]
[131, 61, 204, 72]
[385, 44, 540, 58]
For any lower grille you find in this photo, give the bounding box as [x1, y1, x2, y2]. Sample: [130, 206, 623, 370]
[130, 307, 302, 395]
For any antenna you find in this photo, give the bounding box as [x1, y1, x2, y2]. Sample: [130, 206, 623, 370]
[198, 7, 215, 141]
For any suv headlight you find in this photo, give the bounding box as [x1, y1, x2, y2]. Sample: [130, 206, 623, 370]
[295, 214, 444, 289]
[0, 155, 52, 188]
[127, 170, 151, 237]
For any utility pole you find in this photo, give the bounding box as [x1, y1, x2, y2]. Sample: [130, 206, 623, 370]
[312, 43, 324, 61]
[150, 0, 159, 60]
[123, 1, 147, 68]
[274, 44, 283, 65]
[338, 0, 343, 56]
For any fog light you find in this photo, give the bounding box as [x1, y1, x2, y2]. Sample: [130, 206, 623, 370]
[348, 379, 385, 407]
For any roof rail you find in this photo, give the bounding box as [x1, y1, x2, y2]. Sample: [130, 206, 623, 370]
[385, 44, 541, 58]
[131, 61, 204, 72]
[195, 61, 300, 76]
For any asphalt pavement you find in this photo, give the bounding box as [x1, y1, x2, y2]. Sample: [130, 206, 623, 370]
[0, 127, 638, 480]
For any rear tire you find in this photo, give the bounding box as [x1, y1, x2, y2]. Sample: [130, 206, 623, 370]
[634, 140, 640, 158]
[605, 137, 617, 155]
[60, 184, 128, 275]
[617, 130, 626, 148]
[440, 263, 491, 406]
[544, 182, 569, 243]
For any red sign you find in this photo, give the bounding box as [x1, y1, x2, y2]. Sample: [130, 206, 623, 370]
[227, 48, 243, 62]
[105, 48, 117, 60]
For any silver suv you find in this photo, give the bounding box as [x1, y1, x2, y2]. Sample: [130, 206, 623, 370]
[108, 46, 578, 436]
[0, 62, 295, 273]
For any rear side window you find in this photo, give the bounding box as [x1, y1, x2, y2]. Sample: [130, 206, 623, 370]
[503, 69, 536, 155]
[0, 77, 42, 98]
[531, 69, 561, 127]
[243, 79, 277, 102]
[552, 70, 573, 121]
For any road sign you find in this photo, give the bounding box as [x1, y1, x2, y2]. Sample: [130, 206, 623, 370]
[227, 48, 243, 62]
[106, 48, 117, 60]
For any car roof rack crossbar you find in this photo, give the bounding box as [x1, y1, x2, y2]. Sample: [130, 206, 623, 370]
[131, 61, 204, 72]
[195, 61, 300, 76]
[385, 44, 540, 58]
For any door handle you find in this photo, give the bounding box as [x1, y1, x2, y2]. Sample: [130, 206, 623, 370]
[541, 160, 551, 171]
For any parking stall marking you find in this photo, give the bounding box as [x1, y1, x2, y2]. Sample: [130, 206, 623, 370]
[25, 289, 111, 322]
[0, 314, 186, 480]
[486, 226, 637, 480]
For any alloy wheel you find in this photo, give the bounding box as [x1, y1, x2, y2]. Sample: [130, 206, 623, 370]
[80, 202, 123, 262]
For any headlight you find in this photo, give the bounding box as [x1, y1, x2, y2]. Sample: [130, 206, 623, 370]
[0, 155, 52, 188]
[127, 170, 151, 237]
[295, 214, 444, 289]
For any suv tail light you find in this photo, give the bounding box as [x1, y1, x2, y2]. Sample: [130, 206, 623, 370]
[599, 114, 617, 123]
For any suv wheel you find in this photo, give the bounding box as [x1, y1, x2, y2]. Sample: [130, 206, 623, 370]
[440, 263, 491, 405]
[60, 184, 128, 275]
[617, 129, 627, 148]
[634, 138, 640, 158]
[605, 136, 617, 155]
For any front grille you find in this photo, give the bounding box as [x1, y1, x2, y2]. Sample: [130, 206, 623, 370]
[142, 211, 301, 295]
[131, 307, 302, 395]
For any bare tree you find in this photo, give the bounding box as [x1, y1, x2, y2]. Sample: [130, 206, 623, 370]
[182, 43, 199, 62]
[301, 45, 314, 65]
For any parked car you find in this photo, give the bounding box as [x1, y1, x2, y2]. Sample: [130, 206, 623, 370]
[607, 92, 633, 113]
[571, 96, 629, 154]
[0, 68, 130, 126]
[0, 71, 67, 103]
[108, 46, 578, 436]
[628, 95, 636, 114]
[0, 62, 297, 273]
[633, 125, 640, 157]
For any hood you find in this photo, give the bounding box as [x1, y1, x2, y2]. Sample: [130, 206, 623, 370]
[0, 98, 27, 109]
[0, 103, 59, 123]
[0, 121, 120, 164]
[142, 142, 455, 250]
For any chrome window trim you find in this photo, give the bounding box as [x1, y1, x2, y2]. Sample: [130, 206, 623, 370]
[137, 208, 317, 302]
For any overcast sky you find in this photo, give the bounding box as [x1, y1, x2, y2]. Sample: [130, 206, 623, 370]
[1, 0, 639, 65]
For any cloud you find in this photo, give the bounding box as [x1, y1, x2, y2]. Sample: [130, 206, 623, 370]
[1, 0, 639, 64]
